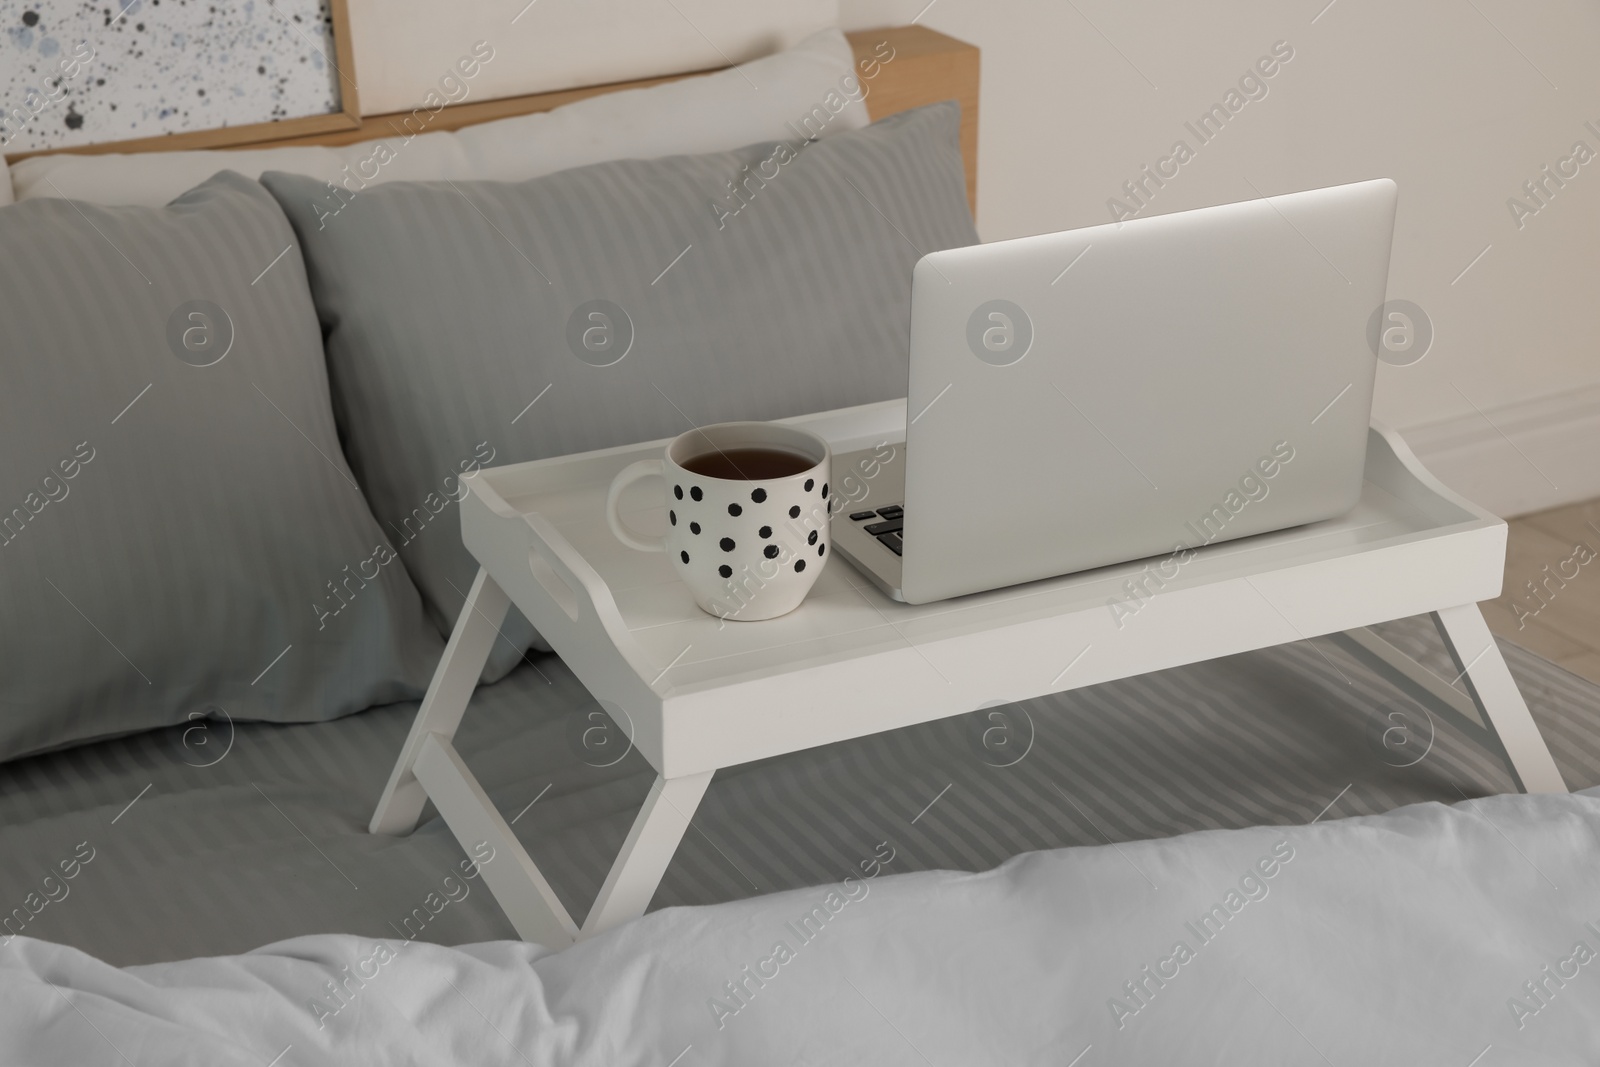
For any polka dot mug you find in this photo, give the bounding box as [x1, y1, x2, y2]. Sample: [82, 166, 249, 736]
[605, 422, 832, 621]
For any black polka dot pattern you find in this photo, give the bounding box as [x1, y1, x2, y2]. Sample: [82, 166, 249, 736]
[668, 474, 830, 592]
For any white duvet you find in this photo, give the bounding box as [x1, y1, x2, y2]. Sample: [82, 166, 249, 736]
[4, 789, 1598, 1066]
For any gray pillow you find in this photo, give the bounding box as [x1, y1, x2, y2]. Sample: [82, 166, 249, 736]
[262, 102, 977, 679]
[0, 171, 444, 761]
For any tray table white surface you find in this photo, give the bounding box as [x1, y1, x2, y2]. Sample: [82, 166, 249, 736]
[370, 400, 1567, 948]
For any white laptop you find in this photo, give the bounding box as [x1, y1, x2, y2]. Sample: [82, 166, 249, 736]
[831, 178, 1399, 604]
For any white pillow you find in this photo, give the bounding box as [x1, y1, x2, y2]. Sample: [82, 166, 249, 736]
[9, 28, 869, 207]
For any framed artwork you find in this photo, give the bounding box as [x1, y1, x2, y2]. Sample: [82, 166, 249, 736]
[1, 0, 359, 159]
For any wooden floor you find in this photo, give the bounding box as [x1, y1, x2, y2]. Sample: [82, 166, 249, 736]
[1484, 497, 1600, 685]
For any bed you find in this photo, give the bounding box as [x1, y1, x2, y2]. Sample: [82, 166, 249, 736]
[2, 17, 1598, 1067]
[0, 615, 1596, 965]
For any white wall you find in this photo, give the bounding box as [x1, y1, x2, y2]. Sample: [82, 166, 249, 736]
[347, 0, 837, 114]
[843, 0, 1600, 516]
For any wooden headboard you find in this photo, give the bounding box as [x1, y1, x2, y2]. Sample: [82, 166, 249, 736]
[8, 26, 979, 214]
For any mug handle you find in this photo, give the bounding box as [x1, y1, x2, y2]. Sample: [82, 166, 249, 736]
[605, 459, 668, 552]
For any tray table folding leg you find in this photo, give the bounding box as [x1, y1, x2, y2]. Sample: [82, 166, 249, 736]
[370, 566, 715, 946]
[1431, 603, 1566, 793]
[370, 566, 512, 837]
[1330, 606, 1567, 794]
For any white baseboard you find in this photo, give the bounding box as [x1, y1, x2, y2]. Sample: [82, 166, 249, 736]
[1402, 382, 1600, 519]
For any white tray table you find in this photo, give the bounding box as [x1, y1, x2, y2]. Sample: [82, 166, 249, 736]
[369, 400, 1567, 948]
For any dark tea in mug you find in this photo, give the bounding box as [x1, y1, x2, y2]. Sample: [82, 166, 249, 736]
[680, 447, 813, 481]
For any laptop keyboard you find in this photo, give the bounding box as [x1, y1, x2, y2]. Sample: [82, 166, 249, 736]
[847, 505, 904, 556]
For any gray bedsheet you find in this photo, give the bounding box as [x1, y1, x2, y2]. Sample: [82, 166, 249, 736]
[1, 617, 1596, 966]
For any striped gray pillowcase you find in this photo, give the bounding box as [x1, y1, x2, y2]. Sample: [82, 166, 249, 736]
[0, 171, 445, 761]
[262, 101, 979, 677]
